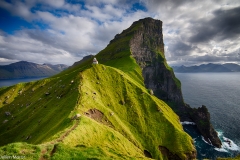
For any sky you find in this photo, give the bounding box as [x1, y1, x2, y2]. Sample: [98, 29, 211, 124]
[0, 0, 240, 66]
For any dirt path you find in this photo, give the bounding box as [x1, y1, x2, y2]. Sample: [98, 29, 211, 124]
[55, 119, 80, 143]
[39, 120, 80, 160]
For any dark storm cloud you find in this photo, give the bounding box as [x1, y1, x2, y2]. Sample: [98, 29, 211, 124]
[145, 0, 196, 9]
[168, 41, 194, 56]
[190, 6, 240, 43]
[187, 54, 240, 62]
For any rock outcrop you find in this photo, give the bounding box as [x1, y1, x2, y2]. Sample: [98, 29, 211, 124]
[126, 17, 221, 148]
[189, 105, 222, 147]
[129, 18, 183, 103]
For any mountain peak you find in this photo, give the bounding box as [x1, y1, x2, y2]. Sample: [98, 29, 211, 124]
[0, 61, 68, 79]
[97, 17, 221, 148]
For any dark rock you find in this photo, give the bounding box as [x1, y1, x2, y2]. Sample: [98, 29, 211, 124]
[3, 120, 8, 123]
[144, 150, 152, 158]
[159, 146, 182, 160]
[128, 17, 221, 148]
[189, 105, 222, 147]
[5, 112, 11, 116]
[130, 18, 183, 103]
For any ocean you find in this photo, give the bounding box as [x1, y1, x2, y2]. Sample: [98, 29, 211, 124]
[176, 72, 240, 159]
[0, 77, 46, 88]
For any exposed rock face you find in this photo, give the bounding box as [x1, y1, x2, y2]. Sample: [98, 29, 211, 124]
[85, 108, 113, 128]
[189, 105, 222, 148]
[130, 18, 183, 103]
[128, 17, 221, 148]
[159, 146, 181, 160]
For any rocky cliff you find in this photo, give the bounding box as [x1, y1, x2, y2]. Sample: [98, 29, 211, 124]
[129, 18, 183, 103]
[130, 17, 222, 148]
[100, 17, 221, 148]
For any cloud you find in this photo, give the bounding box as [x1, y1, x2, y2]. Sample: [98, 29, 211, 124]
[146, 0, 240, 66]
[0, 0, 35, 21]
[0, 0, 239, 66]
[0, 1, 152, 65]
[189, 6, 240, 43]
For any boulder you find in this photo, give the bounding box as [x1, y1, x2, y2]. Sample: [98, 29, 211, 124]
[5, 112, 11, 116]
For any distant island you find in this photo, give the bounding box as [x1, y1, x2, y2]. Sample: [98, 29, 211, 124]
[0, 61, 68, 79]
[172, 63, 240, 73]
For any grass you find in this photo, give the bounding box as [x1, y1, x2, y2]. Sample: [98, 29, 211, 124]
[0, 19, 195, 159]
[0, 63, 195, 159]
[0, 63, 83, 146]
[0, 142, 41, 160]
[71, 64, 195, 159]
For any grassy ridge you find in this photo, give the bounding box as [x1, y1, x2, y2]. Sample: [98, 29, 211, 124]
[69, 64, 195, 159]
[0, 63, 195, 159]
[0, 19, 196, 159]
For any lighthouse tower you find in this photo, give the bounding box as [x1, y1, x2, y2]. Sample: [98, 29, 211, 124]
[92, 57, 98, 64]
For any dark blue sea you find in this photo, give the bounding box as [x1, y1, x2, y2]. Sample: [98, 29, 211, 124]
[176, 72, 240, 159]
[0, 77, 46, 88]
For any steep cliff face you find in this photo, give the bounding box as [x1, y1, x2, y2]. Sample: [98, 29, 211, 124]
[115, 17, 221, 148]
[189, 105, 222, 147]
[129, 18, 183, 103]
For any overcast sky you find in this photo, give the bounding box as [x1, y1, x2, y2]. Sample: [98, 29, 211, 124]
[0, 0, 240, 66]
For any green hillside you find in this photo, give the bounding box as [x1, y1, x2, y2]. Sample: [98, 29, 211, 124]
[0, 63, 195, 159]
[0, 18, 196, 159]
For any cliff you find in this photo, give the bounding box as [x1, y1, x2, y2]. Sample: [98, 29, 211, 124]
[0, 61, 68, 79]
[98, 17, 221, 148]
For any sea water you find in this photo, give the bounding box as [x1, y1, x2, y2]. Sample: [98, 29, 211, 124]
[0, 77, 46, 88]
[176, 72, 240, 159]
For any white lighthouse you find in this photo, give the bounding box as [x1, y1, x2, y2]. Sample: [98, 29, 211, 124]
[93, 57, 98, 64]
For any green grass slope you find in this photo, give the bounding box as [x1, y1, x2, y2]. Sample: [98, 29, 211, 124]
[0, 65, 84, 146]
[0, 63, 195, 159]
[0, 19, 196, 159]
[66, 64, 195, 159]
